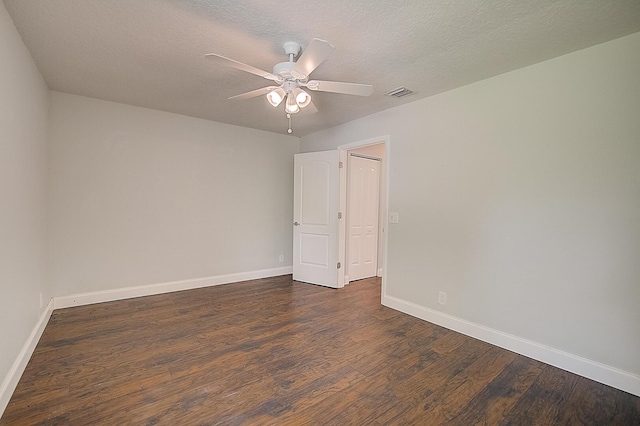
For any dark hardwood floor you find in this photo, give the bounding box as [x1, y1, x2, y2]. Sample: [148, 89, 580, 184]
[2, 276, 639, 425]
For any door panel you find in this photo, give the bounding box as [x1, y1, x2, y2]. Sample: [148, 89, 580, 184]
[301, 161, 330, 225]
[347, 155, 380, 282]
[300, 234, 329, 266]
[293, 151, 339, 288]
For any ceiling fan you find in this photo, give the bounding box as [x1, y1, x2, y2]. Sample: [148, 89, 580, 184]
[205, 39, 373, 133]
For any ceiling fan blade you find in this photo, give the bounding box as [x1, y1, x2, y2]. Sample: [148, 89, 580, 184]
[306, 80, 373, 96]
[205, 53, 279, 81]
[228, 86, 278, 100]
[292, 39, 334, 79]
[300, 100, 318, 114]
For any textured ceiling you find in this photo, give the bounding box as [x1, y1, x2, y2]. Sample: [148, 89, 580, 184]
[4, 0, 640, 136]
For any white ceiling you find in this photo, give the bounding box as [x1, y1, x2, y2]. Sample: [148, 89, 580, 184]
[4, 0, 640, 136]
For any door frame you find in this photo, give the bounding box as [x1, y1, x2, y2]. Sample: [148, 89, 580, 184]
[337, 135, 390, 296]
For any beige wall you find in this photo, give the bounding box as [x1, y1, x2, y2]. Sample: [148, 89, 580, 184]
[0, 2, 50, 392]
[49, 92, 299, 296]
[301, 33, 640, 377]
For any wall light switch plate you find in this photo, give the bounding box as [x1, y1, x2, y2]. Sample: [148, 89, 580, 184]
[389, 212, 399, 223]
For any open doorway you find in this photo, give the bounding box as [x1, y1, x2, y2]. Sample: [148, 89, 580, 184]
[338, 137, 388, 288]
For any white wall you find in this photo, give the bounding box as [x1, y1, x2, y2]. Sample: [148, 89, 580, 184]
[0, 1, 50, 397]
[302, 33, 640, 381]
[49, 92, 298, 296]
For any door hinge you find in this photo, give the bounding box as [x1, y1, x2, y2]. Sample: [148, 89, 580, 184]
[337, 262, 341, 269]
[338, 212, 342, 219]
[339, 161, 343, 168]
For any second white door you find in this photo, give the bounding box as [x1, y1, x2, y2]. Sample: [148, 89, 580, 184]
[347, 155, 380, 282]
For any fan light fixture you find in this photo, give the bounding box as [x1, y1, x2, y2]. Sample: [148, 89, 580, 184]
[295, 88, 311, 108]
[285, 93, 300, 114]
[267, 87, 311, 114]
[267, 88, 285, 107]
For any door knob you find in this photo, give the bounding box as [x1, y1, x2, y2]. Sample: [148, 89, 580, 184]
[294, 222, 300, 226]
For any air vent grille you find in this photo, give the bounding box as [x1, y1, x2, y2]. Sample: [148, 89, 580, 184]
[384, 87, 415, 98]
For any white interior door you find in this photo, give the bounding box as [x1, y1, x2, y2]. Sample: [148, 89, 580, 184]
[347, 155, 380, 282]
[293, 151, 340, 288]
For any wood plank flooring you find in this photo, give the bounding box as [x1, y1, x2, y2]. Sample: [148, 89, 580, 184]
[2, 276, 639, 425]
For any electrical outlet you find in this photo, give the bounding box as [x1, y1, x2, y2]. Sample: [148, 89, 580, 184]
[389, 212, 399, 223]
[278, 254, 284, 263]
[438, 291, 447, 305]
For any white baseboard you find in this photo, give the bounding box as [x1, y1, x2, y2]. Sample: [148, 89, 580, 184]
[54, 266, 293, 309]
[377, 268, 383, 277]
[382, 294, 640, 397]
[0, 300, 54, 416]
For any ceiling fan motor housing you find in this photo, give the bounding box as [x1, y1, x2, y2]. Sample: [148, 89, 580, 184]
[273, 61, 295, 79]
[273, 61, 307, 81]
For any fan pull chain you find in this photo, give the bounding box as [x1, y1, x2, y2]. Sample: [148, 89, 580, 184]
[287, 113, 293, 134]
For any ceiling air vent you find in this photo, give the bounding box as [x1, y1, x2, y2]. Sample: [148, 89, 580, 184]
[384, 87, 415, 98]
